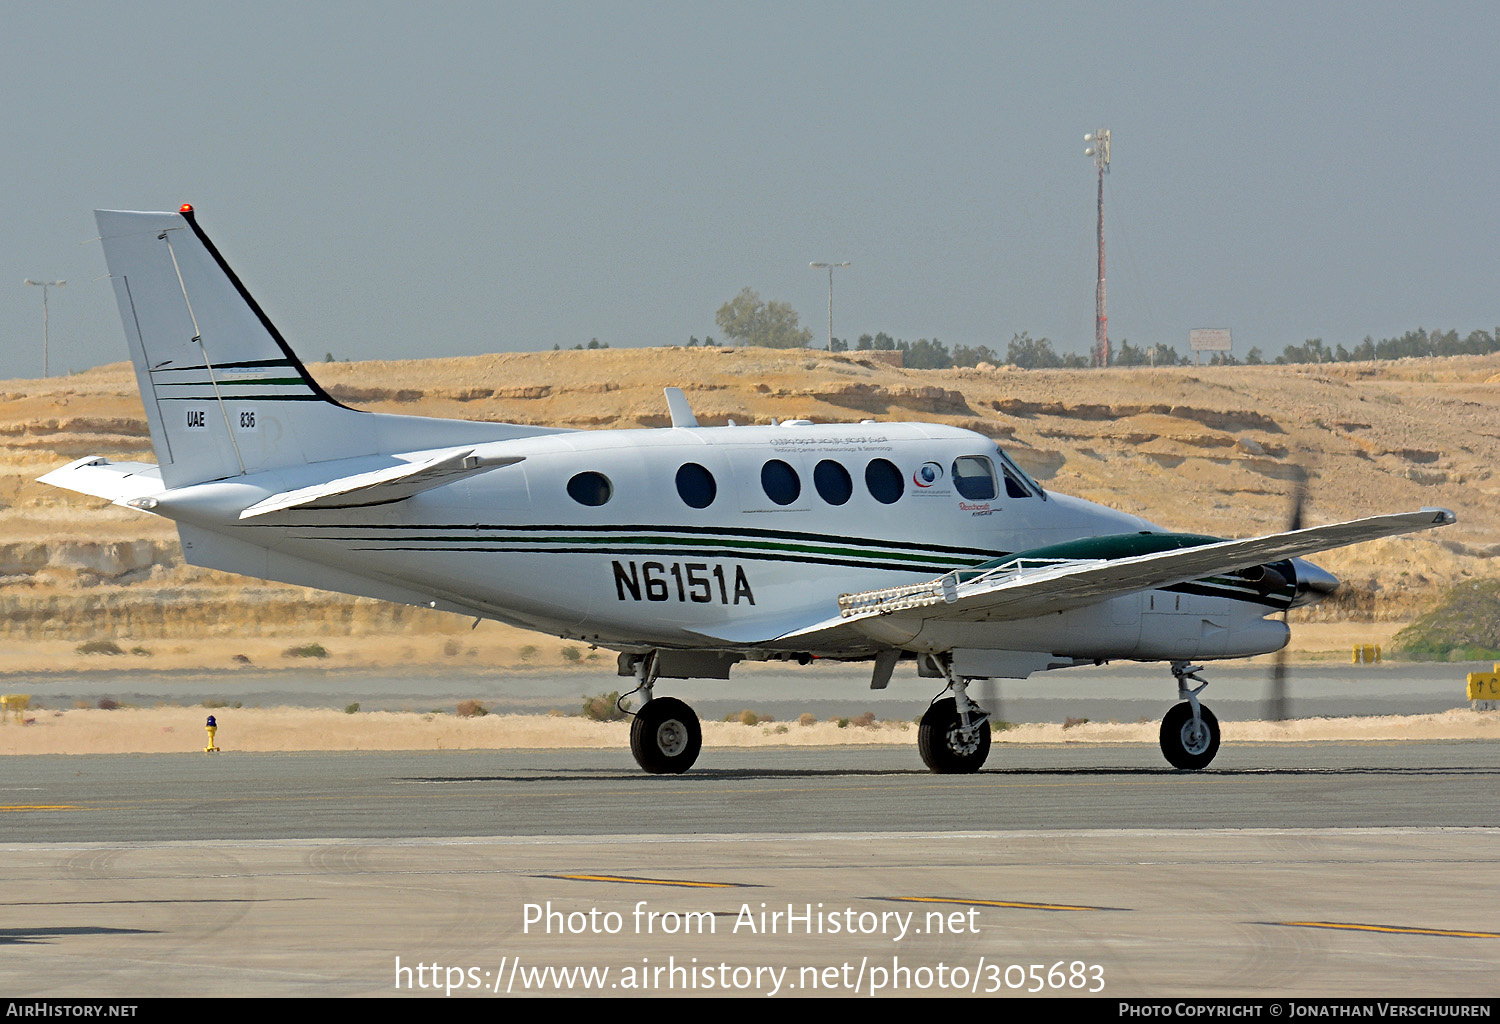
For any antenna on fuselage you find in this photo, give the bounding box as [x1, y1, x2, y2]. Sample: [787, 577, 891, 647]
[664, 387, 699, 428]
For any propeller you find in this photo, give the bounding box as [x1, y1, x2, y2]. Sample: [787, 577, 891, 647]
[1265, 469, 1307, 721]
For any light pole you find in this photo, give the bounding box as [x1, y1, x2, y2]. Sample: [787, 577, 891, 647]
[809, 261, 850, 351]
[24, 279, 66, 377]
[1084, 129, 1110, 368]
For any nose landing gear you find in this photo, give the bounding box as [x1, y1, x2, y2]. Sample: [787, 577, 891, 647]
[1159, 662, 1221, 770]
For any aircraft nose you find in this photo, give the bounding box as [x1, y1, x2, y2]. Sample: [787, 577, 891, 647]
[1288, 557, 1340, 608]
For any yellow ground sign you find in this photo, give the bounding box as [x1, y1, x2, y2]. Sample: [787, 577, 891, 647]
[1466, 670, 1500, 702]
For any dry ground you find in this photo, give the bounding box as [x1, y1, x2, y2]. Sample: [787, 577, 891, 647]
[3, 705, 1496, 757]
[2, 347, 1495, 678]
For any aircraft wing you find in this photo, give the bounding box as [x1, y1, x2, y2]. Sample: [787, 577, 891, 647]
[238, 449, 523, 518]
[773, 507, 1456, 645]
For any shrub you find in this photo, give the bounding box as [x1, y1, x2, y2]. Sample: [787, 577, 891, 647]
[344, 703, 360, 714]
[518, 645, 538, 661]
[456, 700, 488, 718]
[1062, 717, 1090, 730]
[560, 646, 582, 662]
[850, 711, 877, 728]
[283, 643, 328, 659]
[581, 692, 629, 721]
[725, 709, 761, 726]
[76, 640, 124, 656]
[797, 713, 817, 726]
[96, 698, 120, 710]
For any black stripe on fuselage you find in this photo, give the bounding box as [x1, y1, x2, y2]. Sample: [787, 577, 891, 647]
[343, 543, 962, 575]
[247, 520, 1004, 559]
[257, 519, 1295, 607]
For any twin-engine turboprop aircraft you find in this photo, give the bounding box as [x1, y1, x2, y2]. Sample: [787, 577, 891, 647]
[43, 207, 1455, 774]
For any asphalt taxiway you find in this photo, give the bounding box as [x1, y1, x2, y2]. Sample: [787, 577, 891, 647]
[2, 743, 1498, 997]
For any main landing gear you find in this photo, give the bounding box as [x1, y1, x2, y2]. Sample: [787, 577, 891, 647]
[1160, 661, 1221, 770]
[918, 661, 991, 774]
[624, 652, 702, 774]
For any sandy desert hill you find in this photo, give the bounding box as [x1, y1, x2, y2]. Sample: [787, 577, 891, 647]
[1, 346, 1495, 675]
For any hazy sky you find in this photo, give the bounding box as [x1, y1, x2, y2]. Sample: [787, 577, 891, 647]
[3, 1, 1497, 381]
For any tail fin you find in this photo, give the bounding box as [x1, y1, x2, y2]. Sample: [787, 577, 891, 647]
[97, 206, 373, 487]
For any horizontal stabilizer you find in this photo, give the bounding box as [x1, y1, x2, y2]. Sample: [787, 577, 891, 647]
[238, 449, 522, 518]
[38, 457, 165, 504]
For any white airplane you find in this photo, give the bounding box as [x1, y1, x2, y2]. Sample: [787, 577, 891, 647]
[44, 206, 1455, 775]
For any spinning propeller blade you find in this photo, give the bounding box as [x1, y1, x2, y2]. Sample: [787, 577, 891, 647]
[1266, 469, 1308, 721]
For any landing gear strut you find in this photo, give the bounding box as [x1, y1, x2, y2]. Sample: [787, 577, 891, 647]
[1159, 662, 1220, 770]
[624, 651, 703, 774]
[917, 661, 991, 774]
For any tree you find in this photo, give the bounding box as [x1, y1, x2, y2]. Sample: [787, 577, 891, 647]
[715, 287, 813, 349]
[900, 338, 952, 369]
[952, 343, 1000, 367]
[1005, 331, 1064, 369]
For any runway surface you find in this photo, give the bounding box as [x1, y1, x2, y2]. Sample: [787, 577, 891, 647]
[2, 743, 1498, 842]
[3, 743, 1498, 997]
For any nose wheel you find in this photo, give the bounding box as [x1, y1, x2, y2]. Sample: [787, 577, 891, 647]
[1159, 662, 1220, 770]
[1159, 701, 1220, 770]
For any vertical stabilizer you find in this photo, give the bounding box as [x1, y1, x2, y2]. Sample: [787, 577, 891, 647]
[96, 207, 368, 487]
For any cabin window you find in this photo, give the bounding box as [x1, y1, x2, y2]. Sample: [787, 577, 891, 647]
[675, 463, 717, 509]
[865, 458, 904, 504]
[566, 471, 613, 507]
[760, 459, 801, 506]
[951, 456, 998, 501]
[813, 459, 853, 505]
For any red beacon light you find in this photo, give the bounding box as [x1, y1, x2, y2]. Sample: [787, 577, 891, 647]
[179, 204, 194, 214]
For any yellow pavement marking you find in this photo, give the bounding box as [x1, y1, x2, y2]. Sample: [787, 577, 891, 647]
[0, 805, 79, 812]
[1277, 920, 1500, 939]
[885, 895, 1122, 912]
[543, 873, 749, 889]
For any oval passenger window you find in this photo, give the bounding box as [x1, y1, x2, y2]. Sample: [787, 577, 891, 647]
[760, 459, 801, 506]
[675, 463, 717, 509]
[864, 458, 904, 504]
[566, 471, 613, 507]
[814, 459, 853, 505]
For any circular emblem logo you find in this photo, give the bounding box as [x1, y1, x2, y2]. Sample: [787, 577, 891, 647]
[913, 462, 943, 487]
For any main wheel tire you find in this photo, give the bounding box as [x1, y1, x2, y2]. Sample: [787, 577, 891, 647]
[917, 697, 991, 774]
[1159, 701, 1220, 770]
[630, 697, 702, 774]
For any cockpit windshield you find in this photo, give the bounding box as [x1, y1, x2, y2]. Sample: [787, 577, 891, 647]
[994, 446, 1045, 499]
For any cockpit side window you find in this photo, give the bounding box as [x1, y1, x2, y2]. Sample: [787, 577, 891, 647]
[951, 456, 998, 501]
[995, 447, 1044, 499]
